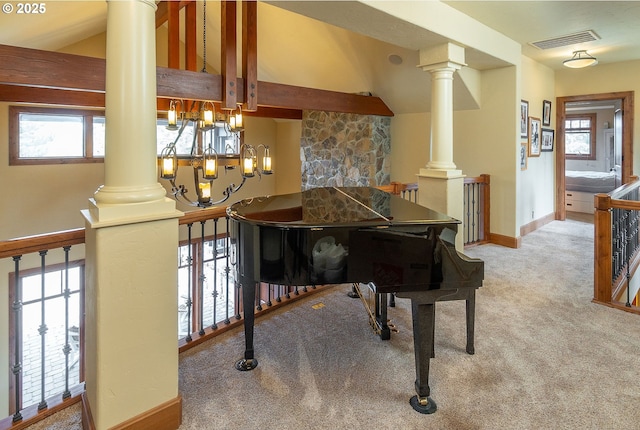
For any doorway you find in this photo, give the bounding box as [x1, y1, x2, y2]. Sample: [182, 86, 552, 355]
[555, 91, 634, 220]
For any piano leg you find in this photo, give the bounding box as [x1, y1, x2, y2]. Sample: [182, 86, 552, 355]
[408, 300, 437, 414]
[235, 277, 258, 371]
[466, 290, 476, 355]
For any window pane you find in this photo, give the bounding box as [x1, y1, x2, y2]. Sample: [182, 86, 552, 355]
[93, 116, 106, 157]
[156, 119, 238, 156]
[157, 119, 195, 156]
[566, 132, 591, 155]
[19, 113, 84, 157]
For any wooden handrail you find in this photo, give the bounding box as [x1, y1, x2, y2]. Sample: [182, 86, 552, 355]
[0, 228, 85, 259]
[178, 206, 228, 226]
[0, 207, 231, 260]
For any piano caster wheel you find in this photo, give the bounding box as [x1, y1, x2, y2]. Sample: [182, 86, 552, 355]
[409, 395, 437, 414]
[235, 358, 258, 371]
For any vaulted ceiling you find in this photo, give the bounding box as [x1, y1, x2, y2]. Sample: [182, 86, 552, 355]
[1, 1, 640, 114]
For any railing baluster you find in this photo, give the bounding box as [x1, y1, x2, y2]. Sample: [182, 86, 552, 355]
[212, 218, 219, 330]
[62, 246, 72, 400]
[224, 216, 232, 324]
[185, 223, 193, 342]
[12, 255, 23, 423]
[199, 221, 206, 336]
[37, 250, 48, 411]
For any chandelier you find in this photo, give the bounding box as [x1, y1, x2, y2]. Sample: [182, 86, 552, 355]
[158, 0, 272, 208]
[159, 99, 272, 207]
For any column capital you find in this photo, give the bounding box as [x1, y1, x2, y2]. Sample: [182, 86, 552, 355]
[419, 62, 464, 74]
[418, 42, 466, 72]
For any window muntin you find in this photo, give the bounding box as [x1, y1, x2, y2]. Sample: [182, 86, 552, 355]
[565, 113, 596, 160]
[9, 106, 105, 165]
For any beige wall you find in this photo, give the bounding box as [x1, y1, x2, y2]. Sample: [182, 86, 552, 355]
[0, 103, 105, 240]
[556, 59, 640, 174]
[518, 56, 556, 227]
[274, 120, 303, 195]
[390, 112, 430, 184]
[455, 65, 520, 239]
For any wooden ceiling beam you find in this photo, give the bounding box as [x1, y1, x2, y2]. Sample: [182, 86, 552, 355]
[0, 44, 393, 117]
[220, 1, 238, 109]
[167, 0, 180, 69]
[0, 84, 105, 107]
[242, 1, 258, 111]
[184, 0, 197, 71]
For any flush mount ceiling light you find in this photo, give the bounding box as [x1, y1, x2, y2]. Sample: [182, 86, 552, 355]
[563, 50, 598, 68]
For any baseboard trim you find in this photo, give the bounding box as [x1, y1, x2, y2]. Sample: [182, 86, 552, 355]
[488, 232, 520, 249]
[520, 212, 556, 237]
[83, 395, 182, 430]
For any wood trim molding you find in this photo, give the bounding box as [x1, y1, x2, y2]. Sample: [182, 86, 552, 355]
[108, 396, 182, 430]
[555, 91, 634, 221]
[81, 392, 96, 430]
[519, 212, 555, 237]
[488, 232, 520, 249]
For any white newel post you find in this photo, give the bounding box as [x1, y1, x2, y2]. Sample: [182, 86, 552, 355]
[417, 43, 466, 250]
[81, 1, 182, 429]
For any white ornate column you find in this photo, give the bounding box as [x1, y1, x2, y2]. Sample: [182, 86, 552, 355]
[417, 43, 466, 249]
[81, 1, 182, 428]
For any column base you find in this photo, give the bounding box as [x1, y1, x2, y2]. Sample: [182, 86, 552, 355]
[83, 197, 181, 229]
[419, 167, 464, 179]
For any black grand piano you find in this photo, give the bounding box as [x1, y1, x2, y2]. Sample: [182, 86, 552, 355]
[227, 186, 483, 414]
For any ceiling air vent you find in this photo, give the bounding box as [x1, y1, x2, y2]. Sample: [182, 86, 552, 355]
[529, 30, 600, 50]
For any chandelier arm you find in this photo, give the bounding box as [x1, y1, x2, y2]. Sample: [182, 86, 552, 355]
[209, 177, 248, 206]
[169, 179, 200, 207]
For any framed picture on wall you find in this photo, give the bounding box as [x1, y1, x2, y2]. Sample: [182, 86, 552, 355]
[520, 141, 528, 170]
[542, 100, 552, 126]
[528, 116, 541, 157]
[541, 128, 554, 152]
[520, 100, 529, 138]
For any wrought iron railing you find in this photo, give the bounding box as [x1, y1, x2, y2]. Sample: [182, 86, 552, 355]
[463, 175, 490, 246]
[594, 178, 640, 313]
[0, 207, 329, 429]
[0, 229, 85, 426]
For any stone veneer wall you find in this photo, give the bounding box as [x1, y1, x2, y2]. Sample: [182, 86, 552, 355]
[300, 110, 391, 190]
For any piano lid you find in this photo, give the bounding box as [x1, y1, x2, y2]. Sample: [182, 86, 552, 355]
[227, 187, 459, 229]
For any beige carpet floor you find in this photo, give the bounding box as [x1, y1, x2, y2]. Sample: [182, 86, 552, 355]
[29, 216, 640, 429]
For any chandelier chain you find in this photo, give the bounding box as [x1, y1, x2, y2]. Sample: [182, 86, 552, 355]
[201, 0, 207, 72]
